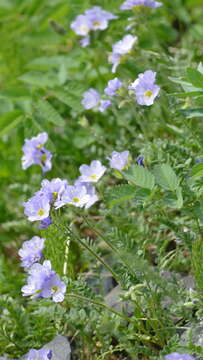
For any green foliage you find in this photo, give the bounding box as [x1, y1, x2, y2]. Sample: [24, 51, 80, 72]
[186, 68, 203, 89]
[36, 99, 65, 127]
[153, 164, 179, 192]
[192, 239, 203, 293]
[105, 184, 137, 208]
[123, 165, 155, 190]
[1, 0, 203, 359]
[190, 163, 203, 179]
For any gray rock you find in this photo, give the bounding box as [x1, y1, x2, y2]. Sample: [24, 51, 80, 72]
[161, 271, 195, 290]
[180, 323, 203, 360]
[43, 335, 71, 360]
[21, 335, 71, 360]
[105, 285, 133, 315]
[84, 269, 116, 296]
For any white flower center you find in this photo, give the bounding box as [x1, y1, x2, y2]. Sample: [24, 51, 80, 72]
[80, 25, 89, 33]
[72, 197, 80, 203]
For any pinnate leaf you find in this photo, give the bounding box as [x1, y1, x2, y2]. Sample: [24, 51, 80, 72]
[153, 164, 179, 191]
[123, 165, 155, 190]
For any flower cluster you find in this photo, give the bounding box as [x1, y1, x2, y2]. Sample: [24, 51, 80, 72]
[109, 34, 138, 73]
[120, 0, 163, 10]
[23, 161, 106, 225]
[27, 348, 52, 360]
[71, 6, 117, 47]
[22, 132, 52, 173]
[19, 236, 66, 302]
[82, 69, 160, 111]
[22, 260, 66, 303]
[129, 70, 160, 106]
[82, 77, 124, 112]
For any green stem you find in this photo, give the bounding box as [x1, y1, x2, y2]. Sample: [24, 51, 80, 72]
[66, 293, 129, 321]
[66, 294, 161, 345]
[55, 222, 119, 282]
[78, 213, 136, 276]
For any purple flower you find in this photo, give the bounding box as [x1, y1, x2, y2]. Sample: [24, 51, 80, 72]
[18, 236, 44, 269]
[129, 70, 160, 106]
[195, 158, 203, 163]
[82, 89, 112, 112]
[165, 353, 195, 360]
[70, 7, 116, 46]
[40, 178, 68, 202]
[82, 89, 100, 109]
[37, 149, 52, 173]
[104, 78, 123, 96]
[22, 260, 66, 303]
[74, 179, 99, 209]
[79, 160, 106, 183]
[23, 133, 48, 150]
[39, 216, 52, 229]
[27, 348, 53, 360]
[120, 0, 163, 10]
[54, 185, 90, 209]
[22, 132, 52, 173]
[70, 14, 91, 36]
[23, 193, 50, 222]
[136, 155, 145, 167]
[85, 6, 117, 31]
[80, 36, 90, 47]
[99, 100, 112, 112]
[108, 151, 130, 171]
[109, 34, 138, 73]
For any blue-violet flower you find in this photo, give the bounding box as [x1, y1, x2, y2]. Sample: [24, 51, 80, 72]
[22, 260, 66, 303]
[109, 34, 138, 73]
[27, 348, 52, 360]
[18, 236, 44, 269]
[108, 151, 130, 171]
[82, 89, 100, 110]
[165, 353, 195, 360]
[54, 185, 90, 209]
[23, 193, 50, 222]
[104, 78, 123, 96]
[120, 0, 163, 10]
[129, 70, 160, 106]
[22, 132, 52, 173]
[79, 160, 106, 183]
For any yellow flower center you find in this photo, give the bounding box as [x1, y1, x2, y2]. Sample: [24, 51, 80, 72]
[93, 21, 101, 27]
[36, 144, 43, 149]
[72, 197, 80, 203]
[37, 209, 45, 217]
[144, 90, 153, 98]
[52, 285, 59, 293]
[90, 174, 97, 180]
[53, 192, 58, 200]
[41, 154, 47, 162]
[133, 5, 145, 12]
